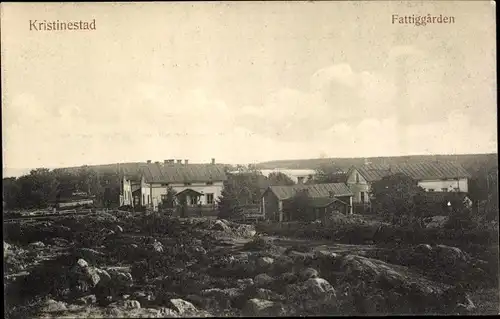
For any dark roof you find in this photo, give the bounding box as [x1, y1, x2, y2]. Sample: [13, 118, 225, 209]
[265, 183, 353, 201]
[57, 162, 228, 184]
[352, 161, 471, 182]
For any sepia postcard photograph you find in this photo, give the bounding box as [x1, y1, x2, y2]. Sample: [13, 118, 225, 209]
[1, 1, 499, 317]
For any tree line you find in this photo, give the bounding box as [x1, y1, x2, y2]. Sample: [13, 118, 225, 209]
[3, 168, 122, 210]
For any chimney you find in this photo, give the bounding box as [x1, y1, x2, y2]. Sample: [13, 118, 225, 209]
[147, 160, 152, 164]
[211, 158, 215, 165]
[184, 159, 189, 165]
[177, 160, 182, 164]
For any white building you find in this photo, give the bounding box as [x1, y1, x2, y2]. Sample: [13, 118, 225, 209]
[346, 161, 471, 206]
[121, 159, 227, 213]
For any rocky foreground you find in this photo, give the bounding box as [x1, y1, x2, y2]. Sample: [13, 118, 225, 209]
[4, 212, 498, 317]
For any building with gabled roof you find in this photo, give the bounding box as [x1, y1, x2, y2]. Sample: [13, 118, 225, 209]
[261, 183, 353, 222]
[346, 161, 471, 211]
[58, 159, 227, 213]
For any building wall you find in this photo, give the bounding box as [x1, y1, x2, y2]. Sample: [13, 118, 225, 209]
[346, 168, 371, 203]
[149, 181, 224, 207]
[418, 178, 468, 193]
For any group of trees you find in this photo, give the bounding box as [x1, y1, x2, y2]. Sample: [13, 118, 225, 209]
[3, 168, 122, 210]
[370, 169, 499, 228]
[217, 168, 295, 219]
[306, 164, 346, 184]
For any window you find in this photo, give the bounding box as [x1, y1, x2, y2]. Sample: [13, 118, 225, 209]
[355, 173, 360, 183]
[206, 181, 213, 185]
[441, 188, 448, 192]
[147, 195, 150, 204]
[190, 196, 198, 205]
[184, 182, 192, 186]
[161, 183, 169, 187]
[428, 189, 434, 192]
[297, 177, 305, 184]
[360, 192, 365, 203]
[161, 194, 168, 201]
[142, 194, 145, 204]
[206, 193, 214, 205]
[453, 187, 460, 192]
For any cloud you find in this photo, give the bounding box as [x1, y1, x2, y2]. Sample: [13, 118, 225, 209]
[237, 61, 398, 142]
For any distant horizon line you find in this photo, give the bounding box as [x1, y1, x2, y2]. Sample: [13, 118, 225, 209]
[3, 151, 498, 177]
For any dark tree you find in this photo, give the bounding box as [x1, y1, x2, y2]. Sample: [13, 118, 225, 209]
[370, 173, 425, 225]
[162, 186, 177, 209]
[284, 189, 313, 222]
[267, 172, 295, 186]
[307, 164, 346, 184]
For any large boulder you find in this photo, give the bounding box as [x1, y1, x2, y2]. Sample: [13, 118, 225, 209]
[257, 257, 274, 270]
[166, 299, 212, 317]
[200, 288, 244, 309]
[299, 268, 319, 282]
[39, 299, 69, 313]
[242, 298, 286, 317]
[108, 299, 141, 309]
[75, 294, 97, 305]
[434, 245, 469, 265]
[70, 259, 103, 291]
[28, 241, 46, 249]
[106, 268, 134, 288]
[212, 220, 231, 232]
[255, 288, 286, 302]
[254, 273, 274, 288]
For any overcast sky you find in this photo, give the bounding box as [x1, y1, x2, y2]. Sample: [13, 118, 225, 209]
[1, 1, 497, 175]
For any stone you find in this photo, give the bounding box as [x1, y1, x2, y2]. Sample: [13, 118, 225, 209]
[193, 246, 207, 255]
[75, 294, 97, 305]
[152, 240, 164, 253]
[257, 257, 275, 270]
[159, 307, 179, 317]
[106, 268, 133, 288]
[200, 288, 242, 308]
[236, 278, 254, 288]
[254, 273, 274, 288]
[413, 244, 433, 254]
[303, 277, 336, 299]
[40, 299, 68, 313]
[278, 272, 298, 284]
[28, 241, 45, 249]
[115, 225, 124, 233]
[435, 245, 469, 264]
[169, 298, 198, 315]
[94, 268, 112, 283]
[255, 288, 286, 302]
[108, 300, 141, 309]
[314, 250, 339, 259]
[242, 298, 285, 316]
[299, 268, 319, 281]
[76, 258, 89, 268]
[212, 220, 231, 232]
